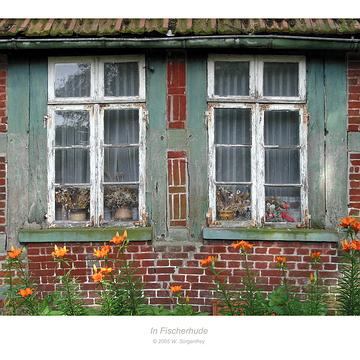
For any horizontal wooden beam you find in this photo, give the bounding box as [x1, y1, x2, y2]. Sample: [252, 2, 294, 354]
[203, 227, 340, 242]
[0, 134, 7, 154]
[19, 227, 153, 243]
[348, 132, 360, 152]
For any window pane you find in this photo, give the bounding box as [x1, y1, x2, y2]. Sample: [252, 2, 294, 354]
[265, 186, 301, 222]
[55, 111, 90, 146]
[264, 111, 299, 146]
[104, 148, 139, 182]
[104, 184, 139, 221]
[104, 62, 139, 97]
[216, 147, 251, 182]
[265, 149, 300, 184]
[104, 109, 139, 145]
[55, 186, 90, 221]
[263, 62, 299, 97]
[216, 185, 251, 221]
[215, 108, 251, 145]
[55, 63, 91, 98]
[214, 61, 249, 96]
[55, 149, 90, 184]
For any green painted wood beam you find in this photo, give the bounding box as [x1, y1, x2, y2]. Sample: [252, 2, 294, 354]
[7, 56, 30, 248]
[146, 53, 167, 240]
[348, 132, 360, 152]
[307, 57, 326, 228]
[324, 56, 348, 227]
[0, 37, 358, 51]
[203, 227, 340, 242]
[0, 134, 7, 154]
[19, 227, 153, 243]
[167, 129, 188, 150]
[187, 52, 208, 240]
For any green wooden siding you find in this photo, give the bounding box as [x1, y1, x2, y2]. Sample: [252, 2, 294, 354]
[7, 56, 30, 247]
[324, 56, 348, 227]
[307, 57, 326, 228]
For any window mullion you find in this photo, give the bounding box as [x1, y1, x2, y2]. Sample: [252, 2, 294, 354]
[97, 104, 104, 225]
[250, 104, 257, 225]
[299, 108, 308, 223]
[90, 104, 98, 225]
[256, 104, 265, 225]
[47, 107, 56, 224]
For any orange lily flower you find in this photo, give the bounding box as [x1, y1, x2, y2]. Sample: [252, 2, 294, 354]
[110, 230, 128, 245]
[100, 267, 113, 274]
[339, 217, 357, 228]
[93, 245, 111, 258]
[18, 287, 33, 298]
[51, 245, 68, 258]
[170, 285, 183, 294]
[276, 256, 287, 268]
[352, 221, 360, 233]
[231, 240, 253, 252]
[310, 251, 321, 262]
[7, 246, 22, 260]
[200, 255, 217, 267]
[341, 239, 358, 252]
[309, 273, 316, 283]
[92, 265, 104, 283]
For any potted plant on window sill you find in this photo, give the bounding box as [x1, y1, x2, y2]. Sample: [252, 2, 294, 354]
[104, 186, 138, 221]
[55, 187, 90, 221]
[216, 186, 251, 221]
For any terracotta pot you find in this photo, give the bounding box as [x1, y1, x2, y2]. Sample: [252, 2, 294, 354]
[114, 207, 132, 221]
[219, 210, 235, 220]
[69, 209, 87, 221]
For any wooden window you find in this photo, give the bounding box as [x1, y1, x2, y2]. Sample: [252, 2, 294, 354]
[208, 55, 307, 226]
[47, 56, 146, 226]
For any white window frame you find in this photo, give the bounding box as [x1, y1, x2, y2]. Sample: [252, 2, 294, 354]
[47, 56, 146, 226]
[207, 54, 307, 227]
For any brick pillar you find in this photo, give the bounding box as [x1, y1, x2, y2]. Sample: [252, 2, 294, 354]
[348, 56, 360, 132]
[349, 153, 360, 217]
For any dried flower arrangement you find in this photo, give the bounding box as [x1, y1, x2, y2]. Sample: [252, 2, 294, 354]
[104, 186, 138, 210]
[265, 196, 295, 222]
[55, 187, 90, 210]
[216, 186, 251, 219]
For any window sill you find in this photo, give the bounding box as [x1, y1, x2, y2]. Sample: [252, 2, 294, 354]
[19, 227, 152, 244]
[202, 227, 340, 243]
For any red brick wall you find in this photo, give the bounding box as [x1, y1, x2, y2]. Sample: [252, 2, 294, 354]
[348, 55, 360, 216]
[22, 241, 338, 313]
[166, 51, 186, 129]
[0, 55, 7, 134]
[348, 55, 360, 132]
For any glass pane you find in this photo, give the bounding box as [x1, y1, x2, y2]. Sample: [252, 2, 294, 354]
[104, 62, 139, 97]
[55, 149, 90, 184]
[55, 186, 90, 221]
[104, 109, 139, 145]
[214, 61, 249, 96]
[104, 184, 139, 221]
[263, 62, 299, 97]
[265, 149, 300, 184]
[104, 148, 139, 182]
[216, 185, 251, 221]
[265, 186, 301, 222]
[55, 111, 90, 146]
[264, 111, 299, 146]
[216, 147, 251, 182]
[215, 108, 251, 145]
[55, 63, 91, 98]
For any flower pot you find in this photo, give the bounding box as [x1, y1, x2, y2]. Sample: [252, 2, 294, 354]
[114, 207, 132, 221]
[219, 210, 235, 220]
[69, 209, 87, 221]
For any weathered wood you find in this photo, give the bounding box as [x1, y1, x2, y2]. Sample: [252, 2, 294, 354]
[28, 57, 48, 223]
[146, 54, 167, 240]
[348, 132, 360, 152]
[187, 52, 208, 240]
[19, 226, 153, 243]
[0, 133, 7, 154]
[307, 57, 326, 227]
[324, 56, 348, 227]
[7, 56, 30, 248]
[203, 227, 340, 242]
